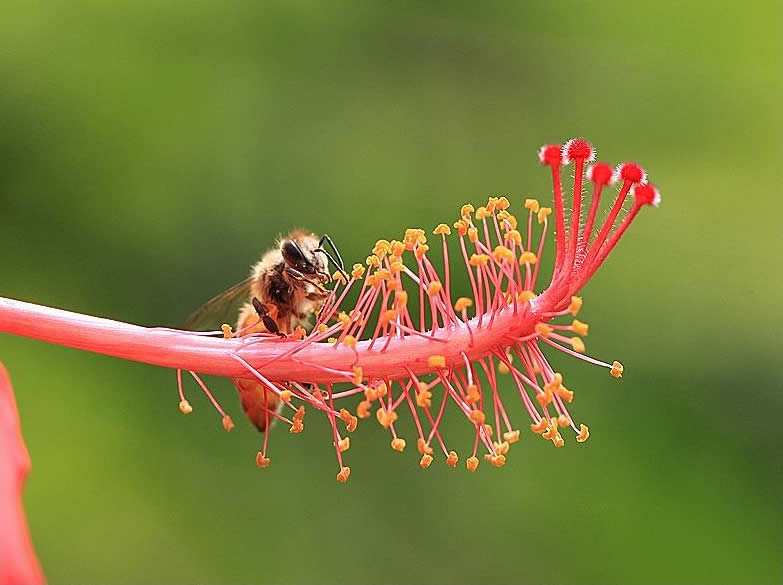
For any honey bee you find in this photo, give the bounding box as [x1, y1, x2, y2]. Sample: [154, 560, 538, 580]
[184, 230, 345, 431]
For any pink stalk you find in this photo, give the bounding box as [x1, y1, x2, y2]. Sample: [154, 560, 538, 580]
[0, 362, 46, 585]
[0, 138, 659, 482]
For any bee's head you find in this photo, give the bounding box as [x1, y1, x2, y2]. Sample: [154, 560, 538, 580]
[280, 232, 330, 284]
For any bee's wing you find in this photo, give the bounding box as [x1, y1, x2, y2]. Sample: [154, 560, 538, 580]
[182, 277, 254, 331]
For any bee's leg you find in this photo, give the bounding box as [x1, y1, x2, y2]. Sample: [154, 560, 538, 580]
[284, 266, 305, 281]
[251, 297, 286, 337]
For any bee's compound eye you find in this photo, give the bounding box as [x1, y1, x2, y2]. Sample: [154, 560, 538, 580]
[281, 240, 308, 270]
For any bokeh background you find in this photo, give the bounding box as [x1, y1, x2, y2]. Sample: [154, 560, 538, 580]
[1, 2, 781, 584]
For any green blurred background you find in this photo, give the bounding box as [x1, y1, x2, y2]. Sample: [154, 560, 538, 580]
[1, 2, 781, 584]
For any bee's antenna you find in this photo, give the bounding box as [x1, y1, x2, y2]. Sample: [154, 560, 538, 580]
[317, 234, 348, 280]
[317, 248, 348, 281]
[318, 234, 344, 269]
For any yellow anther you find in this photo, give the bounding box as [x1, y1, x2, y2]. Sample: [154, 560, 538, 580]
[537, 207, 552, 223]
[178, 400, 193, 414]
[327, 337, 337, 343]
[546, 373, 563, 390]
[363, 385, 377, 401]
[427, 355, 446, 368]
[535, 322, 553, 335]
[524, 198, 540, 213]
[351, 263, 366, 279]
[576, 424, 590, 443]
[292, 326, 307, 340]
[517, 290, 535, 304]
[294, 405, 306, 421]
[394, 290, 408, 308]
[337, 437, 350, 452]
[466, 384, 480, 404]
[553, 433, 565, 448]
[279, 390, 292, 402]
[568, 296, 583, 315]
[571, 337, 585, 354]
[373, 239, 391, 258]
[504, 229, 522, 246]
[519, 251, 538, 264]
[337, 311, 351, 327]
[375, 407, 398, 428]
[492, 245, 515, 263]
[391, 437, 406, 452]
[404, 228, 426, 250]
[536, 392, 552, 407]
[356, 400, 371, 419]
[446, 451, 459, 467]
[388, 260, 403, 275]
[414, 244, 430, 260]
[380, 309, 397, 326]
[557, 415, 570, 428]
[490, 454, 506, 468]
[366, 254, 381, 268]
[256, 452, 271, 469]
[469, 409, 486, 425]
[571, 319, 589, 336]
[611, 361, 624, 378]
[454, 297, 473, 312]
[466, 456, 479, 472]
[467, 227, 479, 243]
[316, 323, 329, 333]
[222, 415, 234, 432]
[221, 324, 233, 339]
[498, 211, 518, 230]
[493, 440, 510, 455]
[475, 206, 491, 220]
[486, 197, 499, 212]
[433, 223, 451, 235]
[417, 438, 434, 455]
[289, 418, 304, 433]
[469, 253, 490, 266]
[336, 466, 351, 483]
[427, 281, 442, 296]
[376, 382, 388, 398]
[460, 203, 475, 218]
[420, 453, 434, 469]
[503, 429, 520, 443]
[542, 419, 559, 441]
[390, 240, 406, 257]
[416, 388, 432, 408]
[374, 268, 392, 282]
[339, 335, 355, 349]
[498, 362, 510, 374]
[332, 270, 346, 285]
[453, 219, 469, 236]
[557, 386, 574, 403]
[351, 366, 363, 386]
[496, 196, 510, 210]
[531, 419, 548, 434]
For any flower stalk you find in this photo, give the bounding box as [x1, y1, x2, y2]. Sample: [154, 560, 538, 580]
[0, 362, 46, 584]
[0, 138, 659, 481]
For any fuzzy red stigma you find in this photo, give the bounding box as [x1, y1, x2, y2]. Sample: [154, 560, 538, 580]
[617, 162, 647, 185]
[587, 163, 615, 186]
[633, 183, 661, 207]
[562, 138, 595, 164]
[538, 144, 563, 167]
